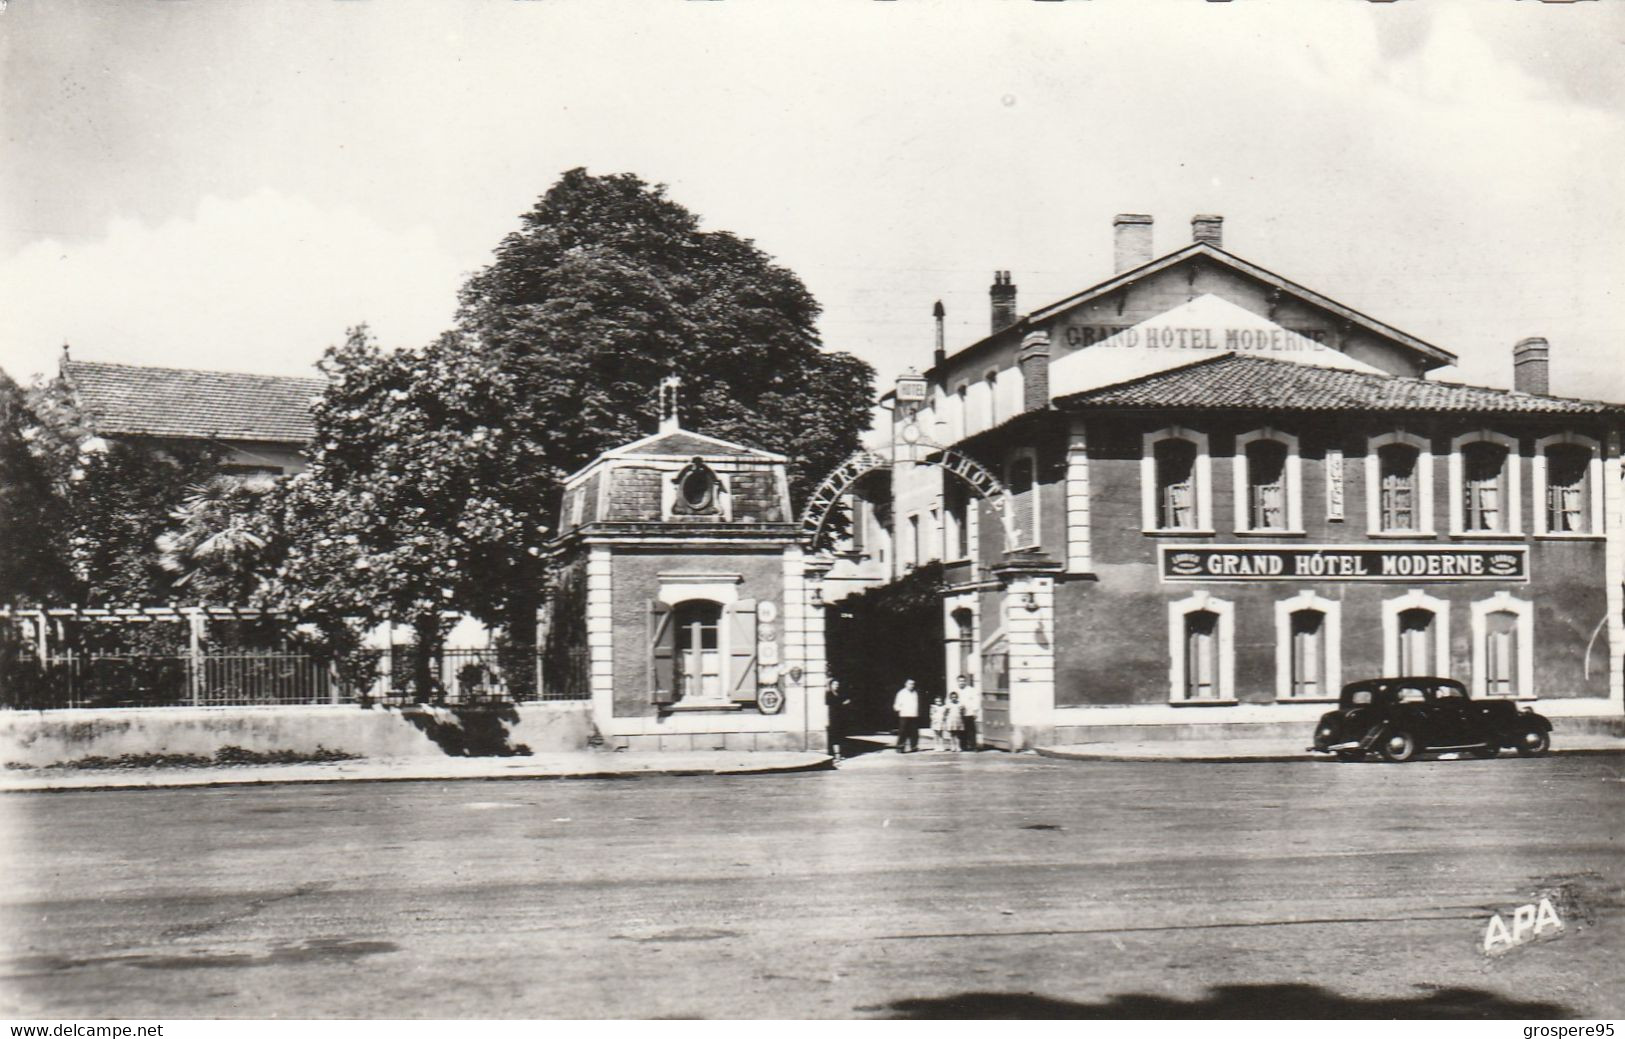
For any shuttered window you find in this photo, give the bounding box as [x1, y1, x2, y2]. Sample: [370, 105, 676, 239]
[1483, 610, 1519, 697]
[1288, 610, 1325, 698]
[1546, 444, 1590, 534]
[1184, 611, 1219, 701]
[1462, 442, 1507, 532]
[1008, 453, 1037, 548]
[1247, 439, 1289, 530]
[1379, 445, 1419, 532]
[1156, 439, 1198, 530]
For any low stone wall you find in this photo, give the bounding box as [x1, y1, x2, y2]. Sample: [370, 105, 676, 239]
[0, 702, 597, 767]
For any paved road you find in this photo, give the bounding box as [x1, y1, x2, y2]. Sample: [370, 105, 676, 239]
[1, 751, 1620, 1019]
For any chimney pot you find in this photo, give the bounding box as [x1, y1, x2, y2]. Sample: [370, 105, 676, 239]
[1192, 214, 1224, 248]
[1513, 337, 1550, 395]
[932, 300, 946, 368]
[1113, 214, 1154, 273]
[989, 271, 1018, 334]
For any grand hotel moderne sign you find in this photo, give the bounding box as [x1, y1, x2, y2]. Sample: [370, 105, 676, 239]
[1159, 545, 1529, 583]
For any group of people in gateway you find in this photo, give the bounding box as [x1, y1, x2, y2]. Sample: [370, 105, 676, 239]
[892, 677, 977, 754]
[823, 675, 981, 757]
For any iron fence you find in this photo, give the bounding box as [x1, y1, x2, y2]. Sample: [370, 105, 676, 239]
[0, 646, 585, 709]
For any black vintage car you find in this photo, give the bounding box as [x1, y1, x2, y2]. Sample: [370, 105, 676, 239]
[1309, 677, 1553, 763]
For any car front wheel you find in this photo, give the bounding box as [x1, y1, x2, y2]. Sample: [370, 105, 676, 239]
[1379, 730, 1422, 763]
[1515, 727, 1551, 757]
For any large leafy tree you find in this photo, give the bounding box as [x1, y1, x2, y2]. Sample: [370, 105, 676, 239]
[276, 171, 875, 696]
[456, 167, 875, 508]
[0, 373, 72, 606]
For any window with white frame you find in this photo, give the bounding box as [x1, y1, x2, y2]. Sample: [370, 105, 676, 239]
[1007, 449, 1039, 549]
[1274, 592, 1341, 699]
[1168, 592, 1234, 702]
[907, 514, 921, 568]
[1235, 429, 1302, 533]
[1143, 428, 1212, 532]
[1449, 431, 1520, 535]
[984, 371, 999, 429]
[1471, 592, 1533, 698]
[1381, 590, 1451, 677]
[953, 384, 969, 441]
[944, 478, 970, 560]
[1534, 433, 1602, 536]
[1366, 432, 1434, 535]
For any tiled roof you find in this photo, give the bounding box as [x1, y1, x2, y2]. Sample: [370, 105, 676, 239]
[1055, 353, 1625, 416]
[605, 428, 784, 460]
[64, 360, 324, 442]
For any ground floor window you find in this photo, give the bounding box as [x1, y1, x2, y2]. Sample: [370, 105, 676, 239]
[649, 597, 757, 706]
[1471, 592, 1534, 698]
[1381, 591, 1450, 678]
[1169, 592, 1233, 702]
[674, 600, 722, 701]
[1274, 592, 1342, 700]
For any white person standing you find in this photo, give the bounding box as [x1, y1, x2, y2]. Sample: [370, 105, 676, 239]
[893, 678, 921, 753]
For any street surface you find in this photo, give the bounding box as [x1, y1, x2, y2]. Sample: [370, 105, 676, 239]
[1, 750, 1620, 1019]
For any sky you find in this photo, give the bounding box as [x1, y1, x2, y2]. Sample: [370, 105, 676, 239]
[2, 0, 1622, 404]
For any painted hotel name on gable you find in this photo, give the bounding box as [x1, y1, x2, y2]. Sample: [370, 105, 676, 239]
[1162, 546, 1529, 582]
[1065, 324, 1330, 350]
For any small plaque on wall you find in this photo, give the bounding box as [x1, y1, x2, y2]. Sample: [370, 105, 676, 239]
[1326, 448, 1345, 521]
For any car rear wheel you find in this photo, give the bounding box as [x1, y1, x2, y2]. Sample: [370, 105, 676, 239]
[1379, 730, 1422, 763]
[1470, 744, 1499, 759]
[1515, 727, 1551, 757]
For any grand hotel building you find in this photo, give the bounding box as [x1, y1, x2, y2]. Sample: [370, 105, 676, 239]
[838, 214, 1624, 749]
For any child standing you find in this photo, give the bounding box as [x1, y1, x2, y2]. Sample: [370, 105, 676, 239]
[929, 698, 948, 751]
[943, 692, 966, 753]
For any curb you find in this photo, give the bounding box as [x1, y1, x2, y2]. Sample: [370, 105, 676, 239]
[0, 754, 836, 794]
[1033, 744, 1625, 764]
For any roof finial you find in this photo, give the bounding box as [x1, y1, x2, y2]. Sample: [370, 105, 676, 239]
[658, 373, 681, 433]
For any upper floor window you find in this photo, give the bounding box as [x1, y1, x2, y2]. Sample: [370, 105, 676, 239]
[953, 384, 969, 441]
[1449, 431, 1520, 535]
[1007, 450, 1038, 549]
[1365, 432, 1433, 536]
[983, 371, 999, 429]
[1534, 433, 1602, 536]
[1234, 429, 1301, 533]
[1142, 428, 1212, 533]
[945, 478, 971, 560]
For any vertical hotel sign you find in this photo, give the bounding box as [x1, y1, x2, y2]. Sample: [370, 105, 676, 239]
[1160, 545, 1528, 582]
[1325, 448, 1345, 521]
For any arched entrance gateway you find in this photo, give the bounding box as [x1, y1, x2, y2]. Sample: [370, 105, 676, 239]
[798, 436, 1030, 752]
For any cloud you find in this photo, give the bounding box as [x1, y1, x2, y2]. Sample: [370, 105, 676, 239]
[0, 190, 470, 382]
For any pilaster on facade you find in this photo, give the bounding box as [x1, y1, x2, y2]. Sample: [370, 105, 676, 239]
[993, 559, 1061, 749]
[586, 546, 615, 730]
[1605, 429, 1624, 704]
[1065, 416, 1093, 573]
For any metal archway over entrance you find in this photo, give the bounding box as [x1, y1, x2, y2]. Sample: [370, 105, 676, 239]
[799, 442, 1016, 550]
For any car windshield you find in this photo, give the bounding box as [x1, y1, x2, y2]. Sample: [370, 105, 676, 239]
[1349, 689, 1374, 706]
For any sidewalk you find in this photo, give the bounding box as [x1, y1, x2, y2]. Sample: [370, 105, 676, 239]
[1035, 733, 1625, 763]
[0, 750, 834, 793]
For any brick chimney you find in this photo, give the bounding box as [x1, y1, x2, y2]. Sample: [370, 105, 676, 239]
[932, 300, 946, 369]
[1513, 337, 1550, 395]
[1192, 214, 1224, 248]
[1018, 331, 1051, 413]
[990, 271, 1017, 333]
[1114, 214, 1153, 273]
